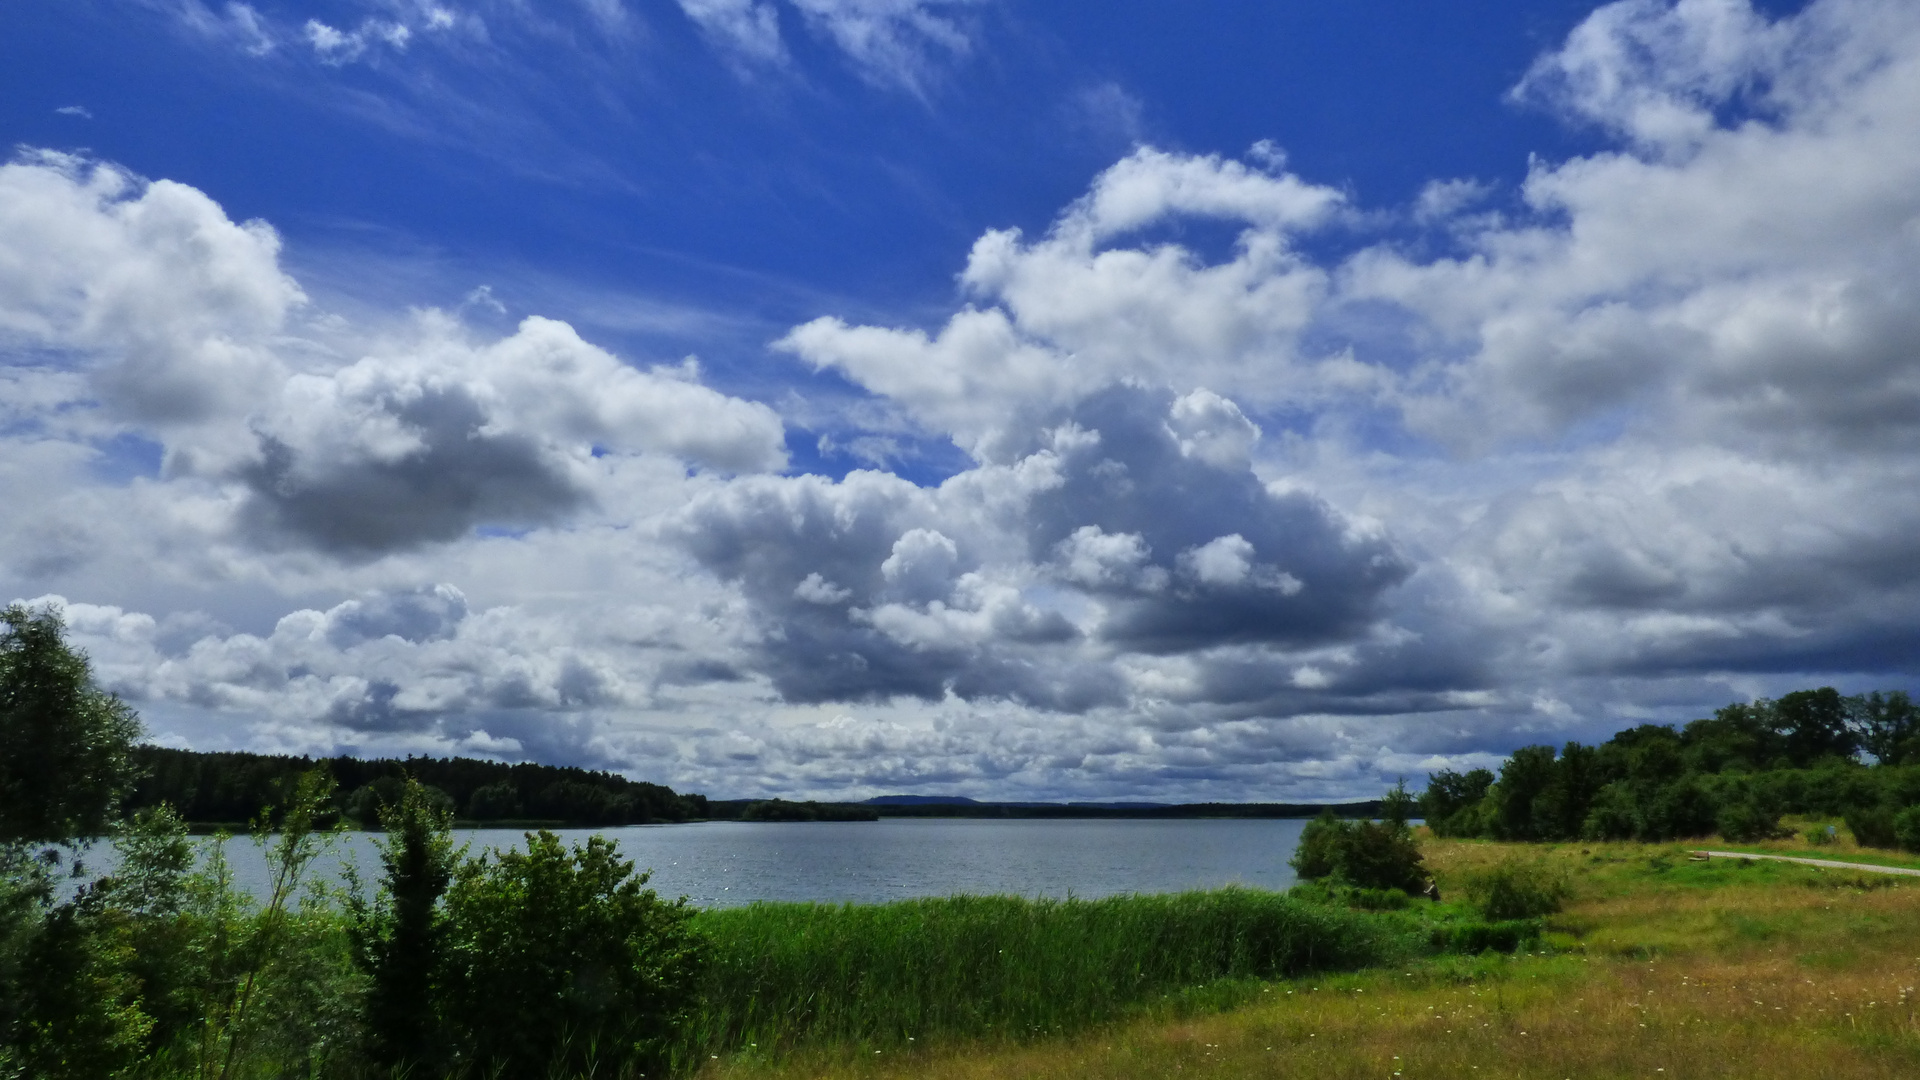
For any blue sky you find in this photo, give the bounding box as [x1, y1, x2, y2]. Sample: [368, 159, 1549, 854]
[4, 0, 1915, 802]
[7, 1, 1612, 383]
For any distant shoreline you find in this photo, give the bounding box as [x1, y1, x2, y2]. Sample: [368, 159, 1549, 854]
[703, 798, 1385, 822]
[174, 801, 1383, 832]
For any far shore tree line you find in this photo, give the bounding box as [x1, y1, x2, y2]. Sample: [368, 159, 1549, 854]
[1418, 687, 1920, 849]
[131, 746, 712, 828]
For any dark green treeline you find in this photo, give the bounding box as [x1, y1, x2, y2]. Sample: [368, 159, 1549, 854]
[128, 746, 708, 827]
[1421, 687, 1920, 848]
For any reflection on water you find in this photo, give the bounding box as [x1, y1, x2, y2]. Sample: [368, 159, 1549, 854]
[71, 817, 1310, 908]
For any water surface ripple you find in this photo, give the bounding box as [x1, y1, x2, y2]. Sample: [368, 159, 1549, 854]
[82, 818, 1310, 908]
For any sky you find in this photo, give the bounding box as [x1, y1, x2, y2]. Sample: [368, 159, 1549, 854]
[3, 0, 1917, 803]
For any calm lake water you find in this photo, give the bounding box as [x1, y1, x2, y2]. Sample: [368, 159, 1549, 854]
[72, 818, 1310, 908]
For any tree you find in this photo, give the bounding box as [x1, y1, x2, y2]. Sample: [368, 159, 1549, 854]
[1853, 690, 1920, 766]
[1487, 745, 1559, 841]
[1770, 688, 1857, 766]
[441, 831, 702, 1076]
[1419, 768, 1493, 837]
[1289, 790, 1432, 897]
[352, 778, 459, 1071]
[0, 604, 144, 844]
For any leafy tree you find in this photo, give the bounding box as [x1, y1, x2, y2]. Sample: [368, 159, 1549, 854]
[441, 831, 702, 1077]
[1420, 768, 1494, 837]
[1637, 776, 1718, 840]
[1680, 703, 1779, 772]
[0, 605, 152, 1076]
[351, 778, 459, 1071]
[1487, 745, 1559, 841]
[1338, 819, 1430, 894]
[1771, 687, 1857, 766]
[1, 880, 151, 1080]
[192, 770, 345, 1080]
[1854, 690, 1920, 766]
[465, 780, 523, 820]
[0, 604, 144, 844]
[1289, 790, 1431, 897]
[1530, 742, 1605, 841]
[1894, 806, 1920, 853]
[1288, 811, 1345, 881]
[1378, 779, 1417, 827]
[1714, 786, 1788, 842]
[1581, 782, 1638, 840]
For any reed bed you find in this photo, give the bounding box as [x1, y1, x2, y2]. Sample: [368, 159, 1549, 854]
[684, 888, 1412, 1055]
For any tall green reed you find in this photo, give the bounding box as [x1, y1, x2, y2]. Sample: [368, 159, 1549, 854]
[685, 887, 1408, 1056]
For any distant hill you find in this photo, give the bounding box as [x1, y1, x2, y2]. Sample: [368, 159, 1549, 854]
[857, 798, 1380, 819]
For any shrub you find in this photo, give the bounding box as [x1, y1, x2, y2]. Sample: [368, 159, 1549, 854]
[1894, 806, 1920, 853]
[1289, 798, 1431, 895]
[1290, 811, 1346, 880]
[464, 780, 522, 821]
[1581, 782, 1638, 841]
[1846, 806, 1899, 849]
[1340, 820, 1430, 894]
[1639, 778, 1719, 840]
[1346, 887, 1413, 911]
[1464, 861, 1571, 921]
[1431, 919, 1540, 954]
[441, 831, 701, 1077]
[1716, 796, 1789, 842]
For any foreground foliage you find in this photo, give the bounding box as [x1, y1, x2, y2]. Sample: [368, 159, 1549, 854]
[0, 604, 144, 845]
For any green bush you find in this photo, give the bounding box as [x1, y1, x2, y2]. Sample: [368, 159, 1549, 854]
[1431, 919, 1540, 954]
[1464, 861, 1571, 921]
[1893, 806, 1920, 853]
[464, 780, 522, 820]
[1289, 800, 1431, 895]
[1716, 796, 1789, 842]
[441, 830, 702, 1078]
[1581, 782, 1639, 840]
[1846, 806, 1899, 848]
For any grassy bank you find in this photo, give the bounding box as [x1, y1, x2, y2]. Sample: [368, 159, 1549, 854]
[701, 838, 1920, 1079]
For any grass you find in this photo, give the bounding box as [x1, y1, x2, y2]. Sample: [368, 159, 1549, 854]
[695, 837, 1920, 1079]
[683, 889, 1426, 1056]
[1687, 816, 1920, 871]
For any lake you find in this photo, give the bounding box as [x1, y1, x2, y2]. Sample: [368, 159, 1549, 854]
[71, 818, 1310, 907]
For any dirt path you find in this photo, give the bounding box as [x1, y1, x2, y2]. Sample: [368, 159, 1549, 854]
[1692, 850, 1920, 876]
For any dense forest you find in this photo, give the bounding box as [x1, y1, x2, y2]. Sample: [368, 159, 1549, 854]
[128, 746, 709, 827]
[1420, 687, 1920, 847]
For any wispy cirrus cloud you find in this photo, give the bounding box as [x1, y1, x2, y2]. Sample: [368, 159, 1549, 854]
[676, 0, 986, 92]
